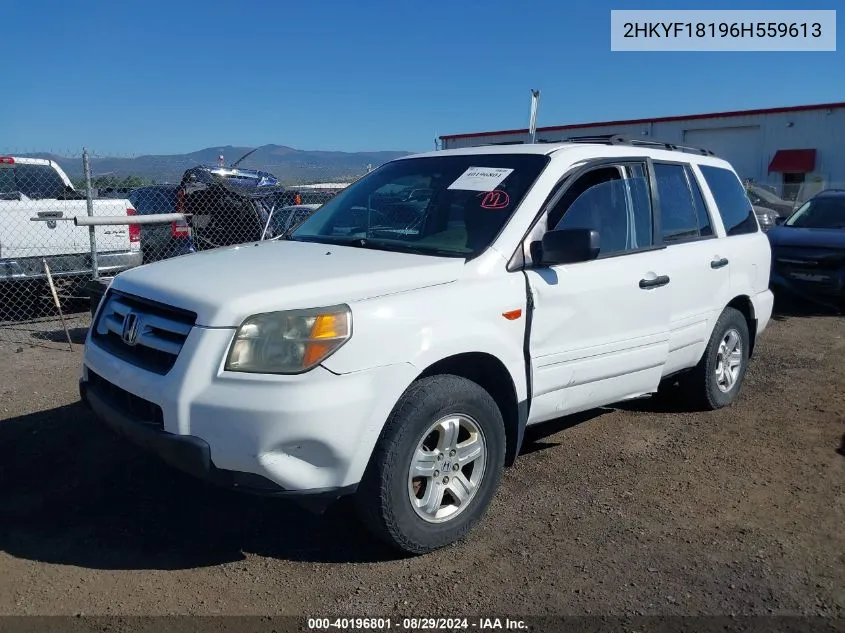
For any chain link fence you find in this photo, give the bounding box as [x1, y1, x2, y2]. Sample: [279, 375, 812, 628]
[0, 147, 358, 351]
[3, 145, 843, 351]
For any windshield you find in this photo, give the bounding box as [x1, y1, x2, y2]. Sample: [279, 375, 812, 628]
[289, 154, 550, 258]
[129, 187, 177, 213]
[785, 196, 845, 229]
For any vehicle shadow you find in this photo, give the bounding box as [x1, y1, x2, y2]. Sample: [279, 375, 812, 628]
[519, 408, 611, 456]
[28, 326, 89, 345]
[0, 396, 678, 571]
[771, 293, 843, 321]
[0, 402, 398, 570]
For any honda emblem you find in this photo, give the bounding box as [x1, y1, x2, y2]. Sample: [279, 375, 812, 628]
[121, 311, 141, 346]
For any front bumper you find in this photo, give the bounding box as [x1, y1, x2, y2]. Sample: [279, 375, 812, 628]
[79, 377, 357, 502]
[751, 288, 775, 338]
[80, 325, 418, 496]
[770, 266, 845, 308]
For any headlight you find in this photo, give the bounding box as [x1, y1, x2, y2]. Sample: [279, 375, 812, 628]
[225, 305, 351, 374]
[755, 209, 778, 230]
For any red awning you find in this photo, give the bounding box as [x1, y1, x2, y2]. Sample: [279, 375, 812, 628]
[768, 149, 816, 173]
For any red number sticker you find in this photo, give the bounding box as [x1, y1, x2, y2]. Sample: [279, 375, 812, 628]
[478, 190, 510, 209]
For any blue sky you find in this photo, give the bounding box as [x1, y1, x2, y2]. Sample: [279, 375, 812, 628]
[3, 0, 842, 156]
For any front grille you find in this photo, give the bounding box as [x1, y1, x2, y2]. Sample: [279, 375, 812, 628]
[87, 369, 164, 430]
[773, 246, 845, 297]
[92, 289, 196, 375]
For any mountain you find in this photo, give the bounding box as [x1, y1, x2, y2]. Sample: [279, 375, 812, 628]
[23, 145, 414, 185]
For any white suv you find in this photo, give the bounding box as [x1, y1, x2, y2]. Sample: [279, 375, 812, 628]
[80, 137, 774, 554]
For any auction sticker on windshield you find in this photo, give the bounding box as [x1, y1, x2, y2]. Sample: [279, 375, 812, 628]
[448, 167, 514, 192]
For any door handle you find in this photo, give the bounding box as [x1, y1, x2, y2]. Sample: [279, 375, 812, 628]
[711, 257, 729, 269]
[639, 275, 670, 289]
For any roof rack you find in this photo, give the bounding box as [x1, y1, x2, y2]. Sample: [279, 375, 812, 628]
[562, 134, 716, 157]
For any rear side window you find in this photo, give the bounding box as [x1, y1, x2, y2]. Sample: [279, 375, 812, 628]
[699, 165, 758, 236]
[653, 163, 701, 243]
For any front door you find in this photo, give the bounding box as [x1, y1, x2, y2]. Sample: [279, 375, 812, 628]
[524, 160, 671, 424]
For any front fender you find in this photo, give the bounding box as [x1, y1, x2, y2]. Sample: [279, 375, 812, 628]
[320, 273, 529, 404]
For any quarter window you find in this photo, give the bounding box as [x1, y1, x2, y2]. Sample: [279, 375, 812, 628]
[699, 165, 758, 236]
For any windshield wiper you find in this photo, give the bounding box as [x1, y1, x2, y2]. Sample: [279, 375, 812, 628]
[290, 234, 466, 257]
[290, 235, 374, 248]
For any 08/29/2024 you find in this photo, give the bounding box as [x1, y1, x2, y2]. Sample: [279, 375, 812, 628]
[307, 617, 529, 630]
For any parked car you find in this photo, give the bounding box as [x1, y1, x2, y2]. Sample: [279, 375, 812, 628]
[745, 184, 795, 232]
[746, 184, 795, 217]
[767, 188, 845, 310]
[0, 156, 141, 299]
[79, 137, 774, 555]
[266, 204, 323, 238]
[128, 185, 195, 264]
[176, 159, 301, 250]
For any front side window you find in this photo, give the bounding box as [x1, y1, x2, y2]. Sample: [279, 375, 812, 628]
[548, 164, 653, 257]
[699, 165, 758, 236]
[785, 196, 845, 229]
[291, 154, 550, 258]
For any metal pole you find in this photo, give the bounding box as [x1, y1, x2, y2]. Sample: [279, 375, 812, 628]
[83, 148, 99, 280]
[43, 259, 74, 351]
[528, 89, 541, 144]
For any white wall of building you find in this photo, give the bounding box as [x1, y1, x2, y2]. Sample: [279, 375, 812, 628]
[441, 105, 845, 198]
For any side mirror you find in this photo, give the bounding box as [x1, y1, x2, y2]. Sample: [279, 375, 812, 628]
[775, 216, 786, 226]
[531, 228, 601, 265]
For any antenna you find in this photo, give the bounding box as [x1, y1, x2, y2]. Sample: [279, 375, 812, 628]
[231, 147, 259, 168]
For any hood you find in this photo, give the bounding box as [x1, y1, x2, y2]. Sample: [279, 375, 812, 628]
[111, 239, 465, 327]
[767, 226, 845, 250]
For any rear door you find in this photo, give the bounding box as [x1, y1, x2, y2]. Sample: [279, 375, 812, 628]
[651, 161, 732, 375]
[524, 159, 672, 424]
[697, 164, 771, 299]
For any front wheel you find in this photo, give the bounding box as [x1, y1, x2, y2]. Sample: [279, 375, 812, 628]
[355, 375, 506, 555]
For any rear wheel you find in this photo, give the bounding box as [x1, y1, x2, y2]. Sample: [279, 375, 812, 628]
[355, 375, 505, 555]
[679, 307, 750, 410]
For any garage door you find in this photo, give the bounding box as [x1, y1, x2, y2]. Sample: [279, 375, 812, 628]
[683, 126, 762, 181]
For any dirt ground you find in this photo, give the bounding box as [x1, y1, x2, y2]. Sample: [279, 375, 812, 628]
[1, 303, 843, 618]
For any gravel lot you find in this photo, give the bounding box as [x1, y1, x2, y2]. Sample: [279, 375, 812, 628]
[1, 302, 843, 618]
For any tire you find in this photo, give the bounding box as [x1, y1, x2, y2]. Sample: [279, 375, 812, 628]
[354, 374, 506, 555]
[679, 307, 751, 411]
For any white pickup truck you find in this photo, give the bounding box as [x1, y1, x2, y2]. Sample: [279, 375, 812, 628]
[0, 156, 141, 291]
[79, 137, 774, 555]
